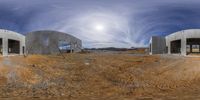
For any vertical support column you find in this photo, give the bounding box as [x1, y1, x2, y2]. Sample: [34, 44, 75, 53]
[165, 37, 170, 54]
[20, 41, 22, 55]
[70, 42, 73, 53]
[3, 38, 8, 56]
[198, 45, 200, 53]
[168, 41, 171, 54]
[198, 44, 200, 53]
[190, 44, 192, 53]
[181, 34, 187, 56]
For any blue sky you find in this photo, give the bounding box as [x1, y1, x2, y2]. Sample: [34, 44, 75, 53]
[0, 0, 200, 48]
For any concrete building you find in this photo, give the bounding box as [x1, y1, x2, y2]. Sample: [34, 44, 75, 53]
[0, 29, 82, 56]
[149, 29, 200, 56]
[26, 30, 82, 55]
[149, 36, 166, 55]
[0, 29, 25, 56]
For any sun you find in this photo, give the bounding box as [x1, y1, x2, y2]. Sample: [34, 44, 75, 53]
[94, 24, 105, 31]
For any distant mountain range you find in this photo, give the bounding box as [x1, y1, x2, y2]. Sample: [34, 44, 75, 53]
[84, 47, 147, 51]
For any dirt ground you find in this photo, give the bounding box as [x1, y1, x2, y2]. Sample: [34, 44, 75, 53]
[0, 53, 200, 100]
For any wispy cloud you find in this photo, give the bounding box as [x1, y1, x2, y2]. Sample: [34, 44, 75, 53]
[0, 0, 200, 48]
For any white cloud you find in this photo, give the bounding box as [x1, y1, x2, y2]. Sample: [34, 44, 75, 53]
[0, 0, 200, 48]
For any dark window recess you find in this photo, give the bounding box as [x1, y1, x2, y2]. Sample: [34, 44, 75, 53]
[23, 46, 25, 54]
[0, 38, 2, 55]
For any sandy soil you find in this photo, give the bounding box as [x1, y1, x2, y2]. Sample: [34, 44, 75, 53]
[0, 53, 200, 99]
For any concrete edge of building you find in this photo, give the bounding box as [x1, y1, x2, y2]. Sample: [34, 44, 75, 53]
[0, 29, 25, 56]
[149, 29, 200, 56]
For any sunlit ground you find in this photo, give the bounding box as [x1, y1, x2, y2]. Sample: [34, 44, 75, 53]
[0, 51, 200, 99]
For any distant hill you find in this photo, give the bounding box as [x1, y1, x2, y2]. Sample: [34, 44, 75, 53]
[84, 47, 147, 51]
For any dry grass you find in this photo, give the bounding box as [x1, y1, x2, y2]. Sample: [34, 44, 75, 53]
[0, 53, 199, 99]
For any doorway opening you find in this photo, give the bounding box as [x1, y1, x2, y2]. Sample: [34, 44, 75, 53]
[170, 40, 181, 54]
[8, 39, 20, 54]
[187, 38, 200, 55]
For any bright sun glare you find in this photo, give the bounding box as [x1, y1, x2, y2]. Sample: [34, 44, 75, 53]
[95, 24, 105, 31]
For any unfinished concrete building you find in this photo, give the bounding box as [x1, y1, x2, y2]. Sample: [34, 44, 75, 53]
[26, 30, 82, 55]
[149, 29, 200, 56]
[149, 36, 166, 55]
[0, 29, 25, 56]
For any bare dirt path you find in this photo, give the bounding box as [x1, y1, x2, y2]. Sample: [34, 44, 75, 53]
[0, 54, 200, 99]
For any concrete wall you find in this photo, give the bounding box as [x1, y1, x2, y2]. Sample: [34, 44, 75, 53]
[26, 30, 82, 54]
[0, 29, 25, 56]
[166, 29, 200, 56]
[149, 36, 166, 54]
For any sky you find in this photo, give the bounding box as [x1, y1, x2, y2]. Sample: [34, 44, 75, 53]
[0, 0, 200, 48]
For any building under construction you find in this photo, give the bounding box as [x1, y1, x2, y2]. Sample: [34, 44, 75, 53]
[0, 29, 25, 56]
[26, 30, 82, 55]
[0, 29, 82, 56]
[149, 29, 200, 56]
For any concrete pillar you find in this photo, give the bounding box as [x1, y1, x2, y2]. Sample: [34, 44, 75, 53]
[3, 38, 8, 56]
[199, 45, 200, 53]
[20, 41, 22, 55]
[181, 35, 187, 56]
[168, 42, 171, 54]
[70, 42, 73, 53]
[190, 44, 192, 53]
